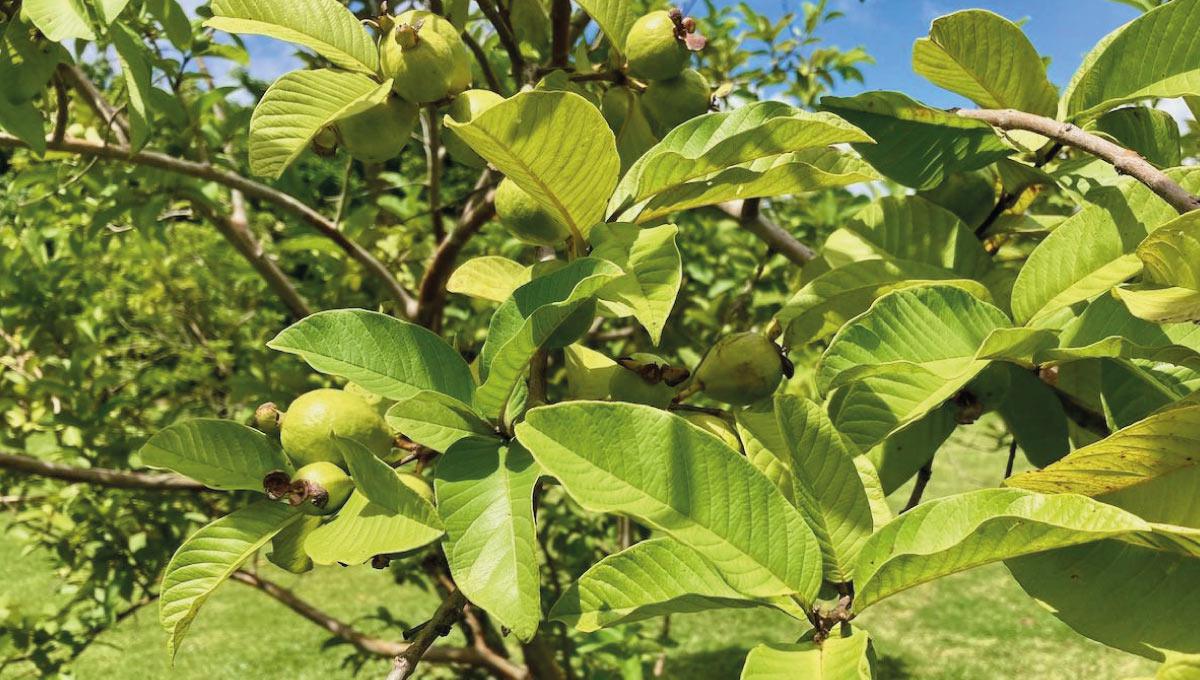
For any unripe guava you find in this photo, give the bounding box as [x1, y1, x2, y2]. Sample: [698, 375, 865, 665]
[336, 97, 419, 163]
[625, 10, 689, 81]
[380, 10, 472, 104]
[642, 68, 711, 135]
[312, 126, 338, 156]
[292, 462, 354, 515]
[344, 382, 395, 418]
[280, 389, 393, 467]
[680, 412, 742, 452]
[444, 89, 504, 167]
[494, 178, 571, 246]
[609, 353, 676, 408]
[398, 471, 435, 503]
[694, 332, 784, 406]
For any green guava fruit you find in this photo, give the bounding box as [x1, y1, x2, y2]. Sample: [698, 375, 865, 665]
[336, 97, 419, 163]
[312, 126, 338, 156]
[292, 462, 354, 515]
[642, 68, 711, 135]
[280, 388, 393, 467]
[444, 89, 504, 167]
[680, 412, 742, 452]
[343, 382, 395, 418]
[398, 471, 435, 503]
[625, 10, 689, 80]
[694, 332, 784, 406]
[494, 178, 572, 246]
[609, 353, 677, 408]
[380, 10, 472, 104]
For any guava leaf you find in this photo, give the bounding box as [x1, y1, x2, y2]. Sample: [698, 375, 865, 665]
[475, 258, 622, 419]
[735, 396, 874, 582]
[590, 223, 682, 345]
[550, 537, 805, 632]
[268, 309, 476, 405]
[1009, 175, 1196, 325]
[740, 630, 875, 680]
[446, 91, 619, 239]
[93, 0, 131, 25]
[206, 0, 378, 74]
[0, 97, 46, 156]
[573, 0, 638, 54]
[1138, 211, 1200, 289]
[993, 365, 1070, 468]
[304, 490, 444, 565]
[817, 195, 994, 279]
[1114, 286, 1200, 324]
[1038, 294, 1200, 368]
[22, 0, 95, 41]
[611, 102, 872, 215]
[820, 91, 1012, 190]
[853, 488, 1150, 611]
[853, 403, 957, 494]
[629, 148, 878, 223]
[913, 10, 1057, 116]
[385, 391, 497, 453]
[146, 0, 193, 50]
[268, 514, 322, 574]
[780, 257, 991, 347]
[140, 419, 290, 490]
[562, 344, 623, 400]
[1061, 0, 1200, 121]
[248, 69, 391, 179]
[110, 22, 153, 150]
[435, 438, 541, 641]
[160, 502, 302, 659]
[516, 402, 823, 602]
[328, 436, 442, 528]
[1094, 106, 1182, 169]
[447, 256, 532, 303]
[1099, 359, 1193, 430]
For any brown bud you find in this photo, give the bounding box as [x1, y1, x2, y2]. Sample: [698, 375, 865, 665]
[252, 402, 283, 436]
[371, 554, 392, 569]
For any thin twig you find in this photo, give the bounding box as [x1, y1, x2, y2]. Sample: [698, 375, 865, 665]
[957, 108, 1200, 215]
[462, 31, 505, 93]
[901, 461, 933, 513]
[423, 107, 446, 242]
[476, 0, 526, 83]
[386, 589, 469, 680]
[717, 200, 816, 265]
[1004, 438, 1018, 480]
[0, 133, 418, 316]
[0, 451, 211, 491]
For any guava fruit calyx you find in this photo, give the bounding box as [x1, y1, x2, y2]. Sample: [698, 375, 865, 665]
[668, 7, 707, 51]
[394, 19, 425, 49]
[615, 355, 690, 387]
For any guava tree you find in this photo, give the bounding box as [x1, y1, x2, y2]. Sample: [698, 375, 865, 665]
[2, 0, 1200, 677]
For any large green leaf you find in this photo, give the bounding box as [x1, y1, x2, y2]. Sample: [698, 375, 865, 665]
[160, 502, 302, 658]
[551, 538, 803, 633]
[268, 514, 322, 574]
[22, 0, 95, 41]
[268, 309, 476, 405]
[913, 9, 1056, 116]
[435, 439, 541, 641]
[329, 436, 443, 528]
[590, 223, 682, 345]
[304, 490, 444, 565]
[852, 488, 1149, 610]
[110, 23, 153, 150]
[385, 391, 497, 453]
[0, 97, 46, 156]
[1114, 286, 1200, 324]
[1138, 211, 1200, 289]
[610, 102, 871, 215]
[629, 148, 878, 223]
[1099, 359, 1194, 430]
[1010, 176, 1192, 325]
[780, 258, 991, 347]
[206, 0, 378, 74]
[516, 402, 823, 601]
[1039, 294, 1200, 368]
[817, 195, 993, 280]
[993, 365, 1070, 468]
[574, 0, 638, 53]
[735, 396, 874, 582]
[1061, 0, 1200, 120]
[446, 91, 619, 240]
[475, 258, 622, 419]
[1093, 106, 1182, 168]
[855, 404, 957, 494]
[740, 630, 875, 680]
[140, 419, 290, 491]
[94, 0, 131, 25]
[248, 69, 391, 179]
[820, 91, 1012, 190]
[447, 256, 532, 303]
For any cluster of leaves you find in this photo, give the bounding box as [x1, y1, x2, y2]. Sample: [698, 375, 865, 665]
[6, 0, 1200, 678]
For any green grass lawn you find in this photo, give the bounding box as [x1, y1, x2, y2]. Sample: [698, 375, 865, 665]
[1, 417, 1158, 679]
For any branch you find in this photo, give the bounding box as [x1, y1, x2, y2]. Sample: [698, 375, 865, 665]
[190, 198, 314, 319]
[416, 170, 499, 330]
[957, 108, 1200, 215]
[717, 200, 816, 265]
[462, 31, 505, 93]
[550, 0, 571, 69]
[0, 134, 418, 316]
[476, 0, 526, 83]
[0, 451, 210, 491]
[58, 63, 129, 145]
[386, 589, 469, 680]
[422, 108, 446, 243]
[231, 572, 524, 678]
